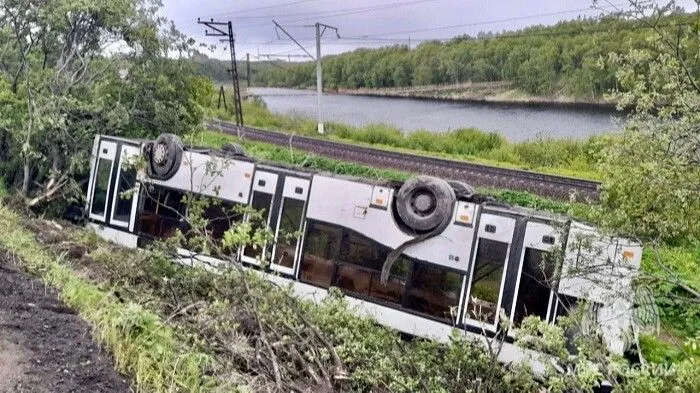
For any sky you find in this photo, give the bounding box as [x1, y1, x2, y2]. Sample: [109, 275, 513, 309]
[161, 0, 699, 61]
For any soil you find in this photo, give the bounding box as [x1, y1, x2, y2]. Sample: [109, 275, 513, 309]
[0, 253, 132, 393]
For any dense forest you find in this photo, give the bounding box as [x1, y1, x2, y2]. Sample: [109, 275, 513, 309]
[195, 11, 697, 99]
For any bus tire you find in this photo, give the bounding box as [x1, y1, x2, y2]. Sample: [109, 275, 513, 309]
[395, 176, 456, 232]
[222, 142, 246, 157]
[149, 134, 183, 180]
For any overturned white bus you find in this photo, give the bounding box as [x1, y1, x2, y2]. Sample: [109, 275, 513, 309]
[84, 133, 642, 370]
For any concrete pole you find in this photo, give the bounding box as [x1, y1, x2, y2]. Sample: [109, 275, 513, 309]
[246, 53, 251, 88]
[316, 23, 324, 134]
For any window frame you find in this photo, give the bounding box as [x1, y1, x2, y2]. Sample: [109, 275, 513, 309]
[463, 237, 512, 331]
[298, 220, 342, 288]
[109, 145, 140, 229]
[402, 260, 465, 323]
[270, 196, 307, 275]
[89, 140, 117, 222]
[508, 221, 561, 329]
[510, 247, 556, 327]
[240, 190, 275, 265]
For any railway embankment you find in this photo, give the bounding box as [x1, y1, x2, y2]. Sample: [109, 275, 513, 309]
[208, 119, 601, 201]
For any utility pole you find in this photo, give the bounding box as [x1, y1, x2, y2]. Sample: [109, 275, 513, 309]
[315, 23, 323, 134]
[273, 20, 339, 134]
[246, 53, 251, 88]
[198, 18, 244, 126]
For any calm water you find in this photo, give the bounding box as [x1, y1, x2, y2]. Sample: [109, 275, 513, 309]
[249, 87, 622, 142]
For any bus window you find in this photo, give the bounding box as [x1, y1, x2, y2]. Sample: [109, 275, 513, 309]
[137, 186, 186, 238]
[111, 166, 137, 225]
[272, 198, 305, 270]
[466, 239, 509, 325]
[334, 232, 409, 305]
[512, 248, 554, 326]
[299, 222, 341, 288]
[405, 263, 463, 322]
[554, 294, 580, 321]
[90, 157, 113, 217]
[242, 192, 274, 261]
[203, 202, 242, 241]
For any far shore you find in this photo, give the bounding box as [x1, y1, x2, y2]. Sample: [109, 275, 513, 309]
[244, 82, 619, 111]
[332, 82, 618, 111]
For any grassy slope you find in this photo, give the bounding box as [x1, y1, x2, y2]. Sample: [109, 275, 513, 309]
[0, 204, 213, 392]
[214, 98, 603, 180]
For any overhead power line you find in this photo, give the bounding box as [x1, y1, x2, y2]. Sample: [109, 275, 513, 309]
[202, 0, 320, 18]
[340, 16, 681, 44]
[343, 3, 629, 39]
[212, 0, 441, 21]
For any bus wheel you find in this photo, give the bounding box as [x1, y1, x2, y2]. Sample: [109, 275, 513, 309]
[222, 142, 246, 157]
[148, 134, 183, 180]
[395, 176, 456, 233]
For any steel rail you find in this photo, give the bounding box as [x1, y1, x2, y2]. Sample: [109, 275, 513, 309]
[207, 119, 601, 201]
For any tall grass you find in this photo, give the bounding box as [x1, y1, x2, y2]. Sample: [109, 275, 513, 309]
[0, 204, 214, 392]
[210, 98, 603, 180]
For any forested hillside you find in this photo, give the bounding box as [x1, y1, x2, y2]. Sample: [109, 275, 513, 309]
[237, 12, 696, 98]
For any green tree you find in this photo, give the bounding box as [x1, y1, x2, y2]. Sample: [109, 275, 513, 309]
[0, 0, 207, 207]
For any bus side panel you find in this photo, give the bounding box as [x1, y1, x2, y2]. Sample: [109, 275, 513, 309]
[559, 223, 642, 354]
[305, 175, 477, 273]
[147, 151, 255, 204]
[85, 135, 101, 211]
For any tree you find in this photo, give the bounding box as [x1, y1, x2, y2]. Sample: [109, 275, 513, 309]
[595, 0, 700, 340]
[597, 0, 700, 244]
[0, 0, 207, 207]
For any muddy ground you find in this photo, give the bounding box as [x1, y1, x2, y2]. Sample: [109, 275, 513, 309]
[0, 252, 132, 393]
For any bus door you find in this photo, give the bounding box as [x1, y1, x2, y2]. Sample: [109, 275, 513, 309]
[462, 213, 516, 331]
[509, 221, 560, 328]
[270, 176, 310, 276]
[240, 171, 278, 265]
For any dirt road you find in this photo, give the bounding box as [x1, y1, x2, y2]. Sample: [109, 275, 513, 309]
[0, 253, 131, 393]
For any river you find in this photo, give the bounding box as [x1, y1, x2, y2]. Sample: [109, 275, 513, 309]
[249, 87, 622, 142]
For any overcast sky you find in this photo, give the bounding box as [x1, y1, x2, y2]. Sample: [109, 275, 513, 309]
[161, 0, 698, 61]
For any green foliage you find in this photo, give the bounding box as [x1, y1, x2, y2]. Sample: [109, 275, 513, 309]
[0, 179, 7, 199]
[592, 4, 700, 361]
[516, 315, 700, 393]
[231, 14, 696, 98]
[640, 244, 700, 339]
[0, 0, 208, 206]
[596, 6, 700, 243]
[0, 204, 214, 392]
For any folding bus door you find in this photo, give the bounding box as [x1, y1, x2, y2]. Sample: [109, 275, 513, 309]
[509, 221, 560, 328]
[462, 213, 516, 331]
[270, 176, 310, 276]
[88, 140, 117, 223]
[240, 171, 278, 265]
[108, 145, 141, 231]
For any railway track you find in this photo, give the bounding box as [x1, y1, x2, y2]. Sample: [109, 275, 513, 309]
[207, 119, 601, 201]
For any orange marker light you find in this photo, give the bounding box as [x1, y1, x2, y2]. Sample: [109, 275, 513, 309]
[622, 250, 635, 259]
[460, 215, 470, 222]
[375, 198, 384, 205]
